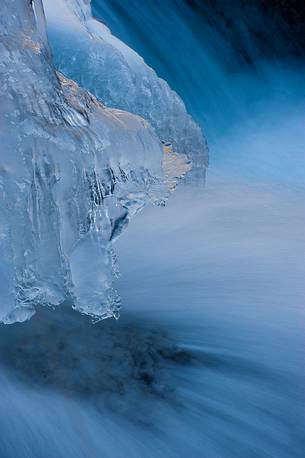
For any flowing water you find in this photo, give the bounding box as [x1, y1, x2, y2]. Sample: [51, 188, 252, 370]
[0, 1, 304, 457]
[1, 181, 304, 457]
[93, 0, 305, 185]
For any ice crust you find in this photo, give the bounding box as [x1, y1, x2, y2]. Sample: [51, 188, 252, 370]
[0, 0, 189, 324]
[42, 0, 208, 182]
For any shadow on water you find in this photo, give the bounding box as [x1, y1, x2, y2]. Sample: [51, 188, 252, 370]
[0, 298, 299, 399]
[1, 304, 278, 415]
[0, 306, 193, 421]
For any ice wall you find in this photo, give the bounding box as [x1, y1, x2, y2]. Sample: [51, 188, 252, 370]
[42, 0, 208, 182]
[0, 0, 188, 324]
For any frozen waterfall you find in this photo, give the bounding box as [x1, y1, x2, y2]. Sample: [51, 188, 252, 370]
[0, 0, 190, 324]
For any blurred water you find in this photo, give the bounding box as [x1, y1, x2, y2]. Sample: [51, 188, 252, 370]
[93, 0, 305, 184]
[115, 181, 305, 457]
[0, 1, 304, 456]
[0, 180, 304, 457]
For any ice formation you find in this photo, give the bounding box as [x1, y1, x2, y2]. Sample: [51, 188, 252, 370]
[42, 0, 208, 182]
[0, 0, 190, 324]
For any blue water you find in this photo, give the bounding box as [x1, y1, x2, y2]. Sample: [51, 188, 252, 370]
[93, 0, 305, 184]
[0, 1, 304, 457]
[1, 182, 304, 457]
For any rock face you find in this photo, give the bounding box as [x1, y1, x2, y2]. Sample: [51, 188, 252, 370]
[0, 0, 190, 324]
[42, 0, 208, 182]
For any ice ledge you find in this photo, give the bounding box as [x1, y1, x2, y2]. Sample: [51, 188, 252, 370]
[42, 0, 208, 183]
[0, 0, 190, 324]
